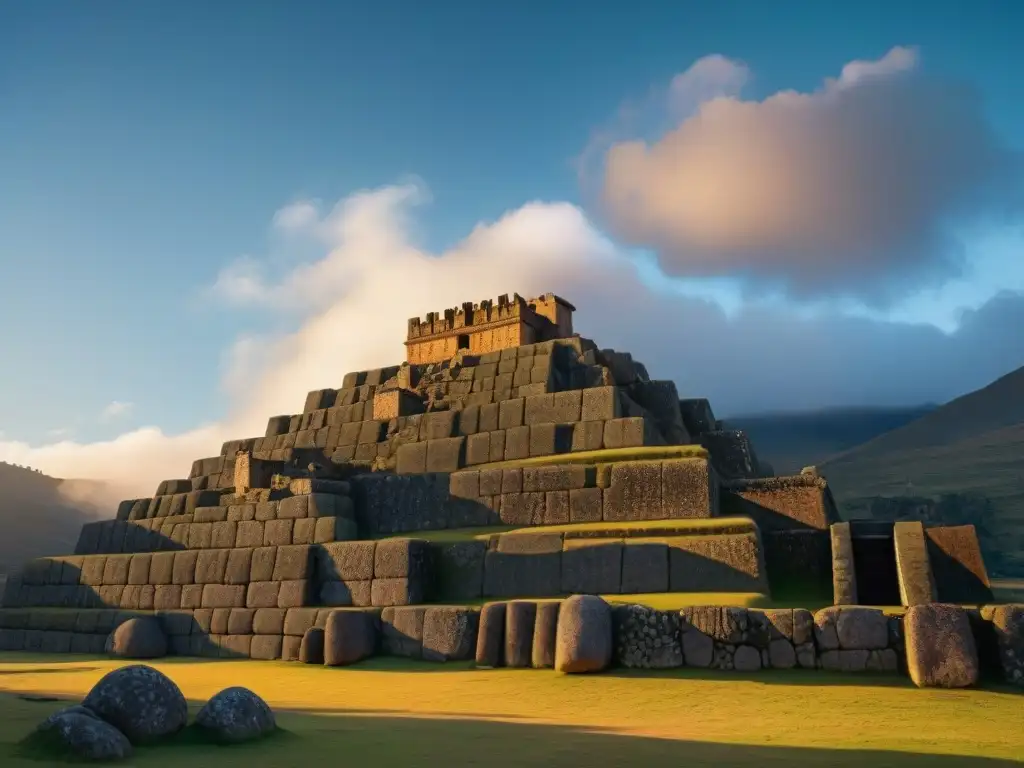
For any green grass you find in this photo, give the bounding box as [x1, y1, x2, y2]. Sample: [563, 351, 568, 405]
[0, 655, 1021, 766]
[473, 445, 707, 471]
[374, 517, 758, 543]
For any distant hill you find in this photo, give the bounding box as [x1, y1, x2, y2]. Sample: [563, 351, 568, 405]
[819, 365, 1024, 577]
[0, 462, 99, 575]
[723, 404, 937, 475]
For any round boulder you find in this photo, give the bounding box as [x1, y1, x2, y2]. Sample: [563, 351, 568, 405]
[82, 664, 188, 744]
[554, 595, 612, 674]
[107, 617, 168, 659]
[195, 686, 277, 744]
[733, 645, 761, 672]
[33, 706, 132, 761]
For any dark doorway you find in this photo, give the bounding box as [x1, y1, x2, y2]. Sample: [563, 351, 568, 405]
[457, 334, 470, 351]
[850, 534, 901, 606]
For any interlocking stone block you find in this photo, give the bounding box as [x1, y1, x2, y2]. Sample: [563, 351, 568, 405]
[499, 492, 545, 526]
[422, 607, 479, 662]
[382, 606, 427, 658]
[432, 541, 486, 601]
[504, 426, 530, 460]
[319, 580, 372, 607]
[264, 519, 294, 547]
[465, 433, 491, 465]
[374, 538, 430, 579]
[318, 541, 376, 581]
[569, 488, 603, 523]
[246, 581, 282, 609]
[561, 540, 623, 595]
[426, 437, 466, 473]
[194, 550, 229, 584]
[242, 547, 273, 583]
[395, 442, 428, 474]
[603, 462, 663, 522]
[582, 387, 621, 422]
[623, 543, 669, 593]
[313, 516, 358, 543]
[371, 578, 423, 607]
[202, 584, 246, 609]
[274, 545, 313, 581]
[224, 548, 252, 585]
[661, 459, 717, 518]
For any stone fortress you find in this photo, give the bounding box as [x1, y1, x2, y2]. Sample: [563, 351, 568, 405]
[1, 291, 1020, 687]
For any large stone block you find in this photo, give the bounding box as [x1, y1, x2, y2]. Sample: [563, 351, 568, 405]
[422, 607, 479, 662]
[667, 534, 767, 593]
[246, 582, 282, 609]
[474, 602, 505, 668]
[498, 492, 545, 526]
[381, 606, 426, 658]
[395, 442, 428, 474]
[483, 550, 561, 598]
[829, 523, 858, 606]
[317, 541, 376, 581]
[894, 521, 937, 606]
[194, 550, 229, 585]
[374, 538, 430, 580]
[202, 584, 246, 609]
[249, 547, 277, 581]
[620, 541, 669, 593]
[319, 579, 372, 607]
[504, 601, 537, 668]
[371, 578, 423, 607]
[426, 437, 465, 473]
[603, 462, 662, 522]
[431, 541, 485, 602]
[905, 603, 979, 688]
[555, 595, 612, 673]
[581, 387, 621, 422]
[504, 425, 530, 461]
[561, 540, 623, 595]
[661, 459, 717, 518]
[529, 423, 573, 457]
[273, 545, 313, 581]
[324, 609, 377, 666]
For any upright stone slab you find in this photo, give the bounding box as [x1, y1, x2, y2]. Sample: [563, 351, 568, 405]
[829, 523, 857, 605]
[893, 521, 936, 607]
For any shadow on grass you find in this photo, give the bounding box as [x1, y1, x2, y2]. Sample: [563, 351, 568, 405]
[3, 695, 1019, 767]
[0, 666, 103, 677]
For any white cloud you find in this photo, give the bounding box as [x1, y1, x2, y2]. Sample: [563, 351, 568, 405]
[598, 46, 1021, 302]
[271, 200, 320, 232]
[2, 181, 1023, 516]
[99, 401, 134, 422]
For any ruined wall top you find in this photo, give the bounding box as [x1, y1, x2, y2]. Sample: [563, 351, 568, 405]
[405, 292, 575, 342]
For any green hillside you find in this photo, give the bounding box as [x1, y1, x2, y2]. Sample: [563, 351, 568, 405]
[724, 405, 935, 475]
[0, 463, 93, 575]
[818, 366, 1024, 577]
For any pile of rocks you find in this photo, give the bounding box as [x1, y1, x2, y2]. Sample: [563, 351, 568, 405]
[28, 664, 276, 761]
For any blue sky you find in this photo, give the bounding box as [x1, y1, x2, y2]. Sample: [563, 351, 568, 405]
[2, 1, 1024, 471]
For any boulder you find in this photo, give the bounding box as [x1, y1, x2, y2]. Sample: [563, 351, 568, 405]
[531, 601, 559, 669]
[768, 638, 796, 669]
[733, 645, 761, 672]
[82, 664, 188, 744]
[194, 686, 277, 744]
[422, 607, 479, 662]
[554, 595, 612, 674]
[905, 604, 979, 688]
[324, 610, 377, 666]
[107, 617, 168, 659]
[475, 602, 505, 668]
[504, 602, 537, 668]
[299, 627, 325, 664]
[33, 706, 132, 761]
[682, 629, 713, 668]
[836, 608, 889, 650]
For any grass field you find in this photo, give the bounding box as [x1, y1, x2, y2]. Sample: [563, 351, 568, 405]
[375, 517, 757, 543]
[0, 654, 1021, 766]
